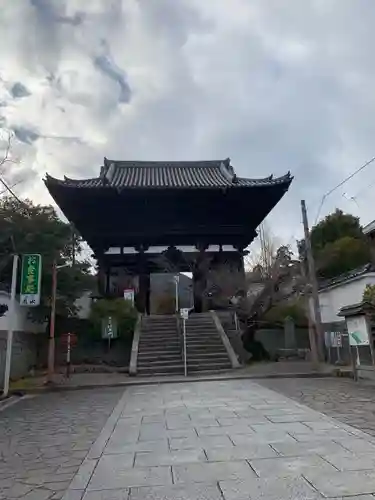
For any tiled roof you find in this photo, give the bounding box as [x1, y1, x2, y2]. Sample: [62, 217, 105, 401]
[363, 219, 375, 235]
[319, 263, 375, 291]
[45, 158, 293, 190]
[338, 301, 375, 317]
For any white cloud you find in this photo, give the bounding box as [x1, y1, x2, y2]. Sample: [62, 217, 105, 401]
[1, 0, 375, 248]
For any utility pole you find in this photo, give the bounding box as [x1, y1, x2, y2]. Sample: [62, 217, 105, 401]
[299, 252, 319, 367]
[47, 259, 57, 384]
[3, 255, 18, 396]
[47, 261, 70, 383]
[301, 200, 325, 361]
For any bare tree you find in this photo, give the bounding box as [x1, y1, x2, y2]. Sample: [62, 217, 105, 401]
[245, 222, 280, 278]
[0, 130, 22, 201]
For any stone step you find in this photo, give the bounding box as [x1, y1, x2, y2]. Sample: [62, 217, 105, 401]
[142, 318, 176, 322]
[186, 346, 228, 356]
[142, 323, 177, 328]
[142, 320, 177, 324]
[187, 351, 227, 356]
[139, 343, 180, 350]
[186, 320, 214, 324]
[138, 360, 183, 367]
[138, 358, 184, 367]
[137, 365, 185, 375]
[138, 350, 182, 358]
[188, 362, 232, 371]
[140, 336, 179, 342]
[138, 347, 182, 354]
[186, 341, 225, 347]
[138, 348, 181, 355]
[136, 312, 234, 376]
[141, 327, 177, 332]
[139, 336, 179, 343]
[188, 367, 232, 375]
[186, 323, 215, 328]
[186, 352, 229, 359]
[186, 330, 218, 334]
[186, 330, 218, 335]
[187, 359, 230, 367]
[139, 350, 181, 357]
[186, 335, 221, 340]
[185, 334, 220, 340]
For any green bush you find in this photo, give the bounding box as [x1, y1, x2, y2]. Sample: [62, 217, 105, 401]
[263, 300, 307, 327]
[90, 298, 138, 339]
[363, 284, 375, 305]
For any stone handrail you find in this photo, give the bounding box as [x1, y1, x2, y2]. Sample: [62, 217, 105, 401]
[210, 310, 241, 369]
[129, 314, 143, 376]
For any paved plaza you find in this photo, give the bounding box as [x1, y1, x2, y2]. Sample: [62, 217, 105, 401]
[259, 377, 375, 438]
[4, 379, 375, 499]
[0, 388, 123, 500]
[58, 379, 375, 499]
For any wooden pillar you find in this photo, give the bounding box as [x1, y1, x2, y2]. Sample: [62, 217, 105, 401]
[137, 248, 150, 314]
[234, 246, 247, 293]
[193, 244, 208, 313]
[97, 264, 104, 296]
[105, 266, 110, 296]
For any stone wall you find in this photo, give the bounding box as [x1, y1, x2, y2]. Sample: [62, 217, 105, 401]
[0, 330, 39, 386]
[36, 337, 132, 370]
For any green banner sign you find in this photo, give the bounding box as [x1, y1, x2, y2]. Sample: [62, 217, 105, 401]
[20, 254, 42, 307]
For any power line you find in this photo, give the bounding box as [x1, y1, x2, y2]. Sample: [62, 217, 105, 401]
[0, 176, 24, 205]
[0, 180, 23, 197]
[314, 155, 375, 225]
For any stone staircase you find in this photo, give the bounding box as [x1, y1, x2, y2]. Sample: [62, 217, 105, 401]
[136, 315, 184, 376]
[185, 313, 232, 373]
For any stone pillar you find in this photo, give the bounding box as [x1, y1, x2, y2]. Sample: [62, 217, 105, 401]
[284, 316, 297, 349]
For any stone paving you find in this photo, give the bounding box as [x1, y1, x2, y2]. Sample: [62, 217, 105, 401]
[61, 379, 375, 499]
[259, 377, 375, 437]
[0, 388, 123, 500]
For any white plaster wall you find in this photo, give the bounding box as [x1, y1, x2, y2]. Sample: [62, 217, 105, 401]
[0, 291, 44, 332]
[319, 274, 375, 323]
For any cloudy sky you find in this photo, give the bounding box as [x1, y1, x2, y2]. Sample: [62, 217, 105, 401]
[1, 0, 375, 249]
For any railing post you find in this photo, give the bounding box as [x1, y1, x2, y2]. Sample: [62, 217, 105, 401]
[234, 311, 239, 333]
[183, 317, 187, 377]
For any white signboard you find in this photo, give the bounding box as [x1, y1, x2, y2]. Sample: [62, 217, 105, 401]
[180, 308, 190, 320]
[347, 316, 369, 346]
[123, 288, 135, 305]
[335, 333, 342, 347]
[101, 316, 118, 339]
[331, 332, 342, 348]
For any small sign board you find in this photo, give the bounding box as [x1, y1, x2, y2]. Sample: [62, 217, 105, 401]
[123, 288, 135, 305]
[347, 316, 369, 346]
[325, 331, 343, 348]
[102, 316, 118, 339]
[331, 332, 342, 348]
[180, 308, 190, 320]
[20, 254, 42, 307]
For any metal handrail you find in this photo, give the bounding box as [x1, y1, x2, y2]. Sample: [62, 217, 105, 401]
[182, 317, 187, 377]
[176, 314, 186, 372]
[176, 314, 187, 377]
